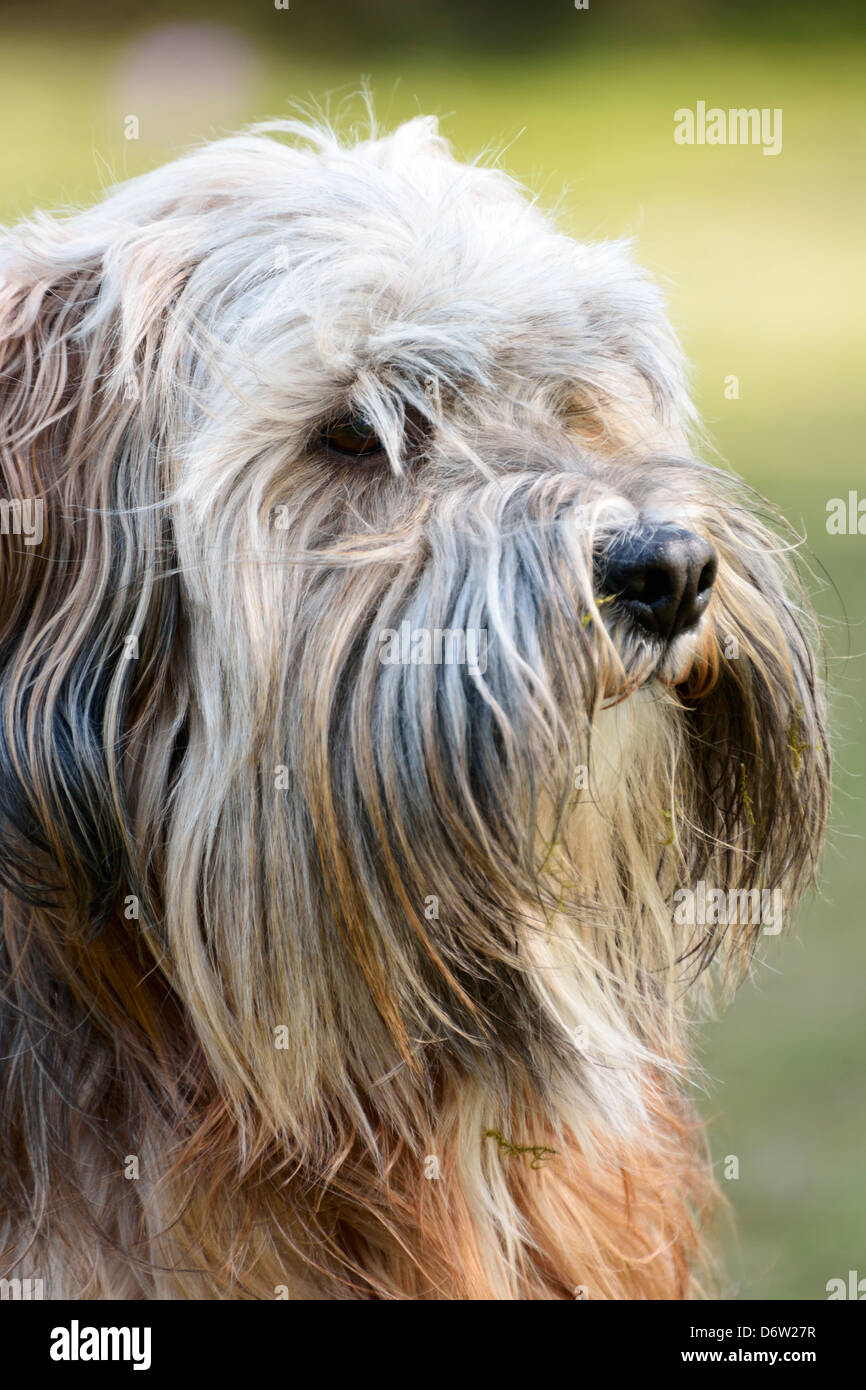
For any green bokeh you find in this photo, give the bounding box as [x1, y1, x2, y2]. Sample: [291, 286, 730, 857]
[1, 20, 863, 1301]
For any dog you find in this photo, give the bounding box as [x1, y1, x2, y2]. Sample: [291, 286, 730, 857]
[0, 114, 829, 1299]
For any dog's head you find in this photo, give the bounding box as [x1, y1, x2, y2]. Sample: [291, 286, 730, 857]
[0, 117, 828, 1289]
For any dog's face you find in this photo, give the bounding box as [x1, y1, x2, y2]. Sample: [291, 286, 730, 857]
[0, 116, 829, 1296]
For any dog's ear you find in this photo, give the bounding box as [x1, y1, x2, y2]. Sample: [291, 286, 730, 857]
[0, 213, 186, 932]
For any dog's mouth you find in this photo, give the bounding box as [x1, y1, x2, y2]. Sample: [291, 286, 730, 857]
[596, 626, 719, 709]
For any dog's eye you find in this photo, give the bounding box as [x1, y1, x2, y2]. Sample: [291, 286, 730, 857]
[320, 415, 383, 457]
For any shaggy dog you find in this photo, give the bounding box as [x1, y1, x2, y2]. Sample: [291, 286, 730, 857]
[0, 116, 828, 1299]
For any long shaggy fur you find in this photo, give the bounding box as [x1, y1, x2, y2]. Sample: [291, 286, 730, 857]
[0, 114, 828, 1298]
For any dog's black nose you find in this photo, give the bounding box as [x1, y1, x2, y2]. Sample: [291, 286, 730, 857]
[598, 524, 717, 641]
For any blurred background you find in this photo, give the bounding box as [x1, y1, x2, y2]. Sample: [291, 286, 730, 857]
[1, 0, 863, 1299]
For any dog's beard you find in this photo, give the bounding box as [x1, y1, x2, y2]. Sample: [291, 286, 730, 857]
[76, 442, 813, 1299]
[149, 445, 827, 1155]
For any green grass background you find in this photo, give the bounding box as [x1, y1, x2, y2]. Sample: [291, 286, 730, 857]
[1, 22, 863, 1299]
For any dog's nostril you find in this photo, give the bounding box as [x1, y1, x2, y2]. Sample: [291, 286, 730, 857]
[634, 564, 670, 606]
[697, 557, 717, 595]
[598, 524, 717, 642]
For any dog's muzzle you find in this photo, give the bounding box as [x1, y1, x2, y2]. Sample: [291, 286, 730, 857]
[596, 523, 717, 641]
